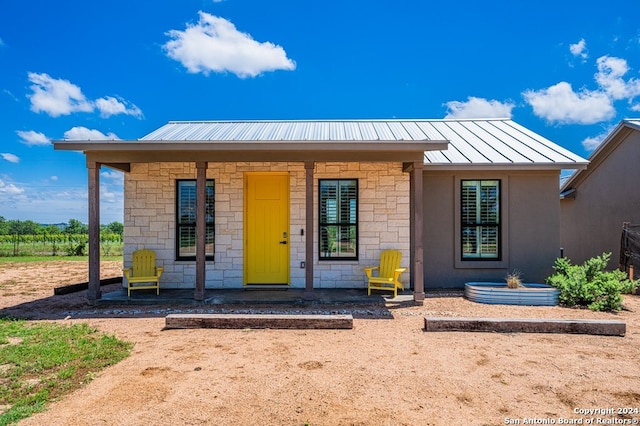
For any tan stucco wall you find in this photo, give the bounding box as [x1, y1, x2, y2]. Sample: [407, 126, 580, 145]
[560, 130, 640, 266]
[123, 161, 410, 289]
[423, 170, 561, 288]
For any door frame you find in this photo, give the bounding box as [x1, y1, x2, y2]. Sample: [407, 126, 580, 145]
[243, 172, 290, 285]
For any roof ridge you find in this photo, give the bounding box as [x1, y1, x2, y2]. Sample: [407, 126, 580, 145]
[165, 118, 512, 124]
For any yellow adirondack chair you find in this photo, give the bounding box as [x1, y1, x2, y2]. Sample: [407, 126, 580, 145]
[364, 249, 406, 298]
[123, 249, 163, 296]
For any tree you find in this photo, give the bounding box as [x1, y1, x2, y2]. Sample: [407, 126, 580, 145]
[64, 219, 88, 234]
[102, 221, 124, 235]
[7, 220, 38, 235]
[22, 220, 41, 235]
[42, 224, 63, 235]
[0, 216, 7, 235]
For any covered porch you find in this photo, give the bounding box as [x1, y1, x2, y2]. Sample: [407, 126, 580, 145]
[54, 120, 449, 304]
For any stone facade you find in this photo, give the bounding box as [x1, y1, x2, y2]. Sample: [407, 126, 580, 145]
[123, 161, 410, 289]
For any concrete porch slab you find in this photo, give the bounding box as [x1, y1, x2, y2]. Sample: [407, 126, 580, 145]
[424, 317, 626, 336]
[93, 286, 417, 306]
[165, 313, 354, 329]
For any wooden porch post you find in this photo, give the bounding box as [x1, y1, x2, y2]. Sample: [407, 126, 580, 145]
[87, 161, 101, 302]
[407, 161, 425, 304]
[194, 161, 207, 301]
[304, 161, 315, 300]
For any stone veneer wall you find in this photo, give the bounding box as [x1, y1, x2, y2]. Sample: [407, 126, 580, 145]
[123, 161, 410, 289]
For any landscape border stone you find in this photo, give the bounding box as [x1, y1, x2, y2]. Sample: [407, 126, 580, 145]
[53, 277, 122, 295]
[165, 313, 354, 329]
[424, 317, 626, 336]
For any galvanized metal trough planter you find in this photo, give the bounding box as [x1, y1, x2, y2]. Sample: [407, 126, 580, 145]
[464, 282, 560, 306]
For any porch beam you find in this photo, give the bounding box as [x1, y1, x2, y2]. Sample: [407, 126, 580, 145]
[194, 161, 207, 301]
[87, 161, 101, 302]
[82, 150, 430, 164]
[304, 161, 315, 300]
[406, 161, 425, 304]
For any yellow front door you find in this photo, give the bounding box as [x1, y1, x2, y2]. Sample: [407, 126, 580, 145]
[244, 173, 290, 285]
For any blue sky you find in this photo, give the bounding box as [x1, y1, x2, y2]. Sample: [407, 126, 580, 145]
[1, 0, 639, 224]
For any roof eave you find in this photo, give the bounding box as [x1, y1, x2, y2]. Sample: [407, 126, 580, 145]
[424, 162, 589, 171]
[559, 119, 638, 191]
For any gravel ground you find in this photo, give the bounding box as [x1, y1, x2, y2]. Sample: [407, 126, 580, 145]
[1, 260, 639, 426]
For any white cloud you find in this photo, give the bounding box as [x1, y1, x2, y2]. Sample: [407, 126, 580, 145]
[570, 38, 588, 60]
[101, 169, 124, 185]
[27, 72, 93, 117]
[582, 135, 604, 151]
[581, 124, 617, 152]
[164, 12, 296, 78]
[3, 89, 18, 102]
[595, 56, 640, 100]
[1, 153, 19, 163]
[63, 126, 119, 140]
[16, 130, 50, 146]
[444, 96, 515, 119]
[524, 54, 640, 125]
[95, 96, 143, 118]
[0, 181, 123, 223]
[0, 179, 24, 195]
[100, 184, 120, 203]
[522, 82, 615, 125]
[51, 175, 58, 181]
[27, 72, 143, 119]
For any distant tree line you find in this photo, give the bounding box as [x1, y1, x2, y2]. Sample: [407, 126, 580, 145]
[0, 217, 124, 257]
[0, 217, 123, 236]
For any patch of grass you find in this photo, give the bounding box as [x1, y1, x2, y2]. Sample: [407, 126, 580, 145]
[0, 256, 122, 263]
[0, 318, 132, 424]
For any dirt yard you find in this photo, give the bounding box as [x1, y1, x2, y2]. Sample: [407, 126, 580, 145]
[1, 260, 639, 426]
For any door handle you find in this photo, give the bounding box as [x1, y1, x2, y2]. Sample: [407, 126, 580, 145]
[279, 240, 288, 245]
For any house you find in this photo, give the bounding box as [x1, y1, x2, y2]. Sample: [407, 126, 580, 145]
[53, 118, 588, 303]
[560, 119, 640, 267]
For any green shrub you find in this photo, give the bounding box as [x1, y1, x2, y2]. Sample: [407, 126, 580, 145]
[64, 241, 86, 256]
[546, 253, 638, 311]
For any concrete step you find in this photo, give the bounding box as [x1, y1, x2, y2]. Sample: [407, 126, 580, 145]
[424, 317, 626, 336]
[165, 313, 353, 329]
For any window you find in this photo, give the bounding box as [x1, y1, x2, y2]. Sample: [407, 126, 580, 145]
[176, 180, 215, 260]
[461, 180, 500, 260]
[319, 179, 358, 260]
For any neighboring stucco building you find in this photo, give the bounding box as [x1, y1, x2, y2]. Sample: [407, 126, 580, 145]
[54, 118, 588, 302]
[560, 119, 640, 266]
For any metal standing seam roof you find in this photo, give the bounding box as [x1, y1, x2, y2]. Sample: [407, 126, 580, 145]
[561, 118, 640, 192]
[624, 119, 640, 130]
[139, 118, 587, 168]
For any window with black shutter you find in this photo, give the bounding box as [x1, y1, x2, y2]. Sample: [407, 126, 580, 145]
[176, 180, 215, 260]
[461, 180, 500, 260]
[319, 179, 358, 260]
